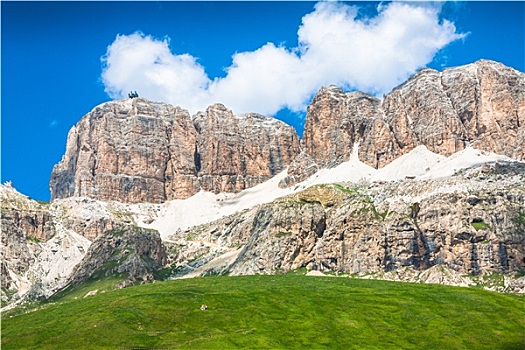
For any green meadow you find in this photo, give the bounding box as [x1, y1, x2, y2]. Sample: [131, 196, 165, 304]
[2, 275, 524, 349]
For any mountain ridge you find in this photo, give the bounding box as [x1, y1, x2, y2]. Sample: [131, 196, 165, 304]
[286, 59, 524, 185]
[49, 59, 524, 202]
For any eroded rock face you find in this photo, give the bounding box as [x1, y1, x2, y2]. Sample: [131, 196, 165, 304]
[286, 60, 524, 186]
[0, 183, 140, 306]
[441, 60, 525, 159]
[51, 99, 196, 203]
[52, 197, 130, 242]
[1, 185, 55, 244]
[382, 68, 468, 158]
[193, 104, 300, 194]
[51, 100, 300, 203]
[179, 161, 525, 279]
[303, 88, 396, 168]
[1, 185, 51, 302]
[64, 226, 167, 289]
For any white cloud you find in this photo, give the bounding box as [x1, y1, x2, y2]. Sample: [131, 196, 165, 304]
[101, 1, 465, 116]
[101, 33, 211, 111]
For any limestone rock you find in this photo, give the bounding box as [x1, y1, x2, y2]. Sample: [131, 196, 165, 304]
[504, 276, 525, 293]
[1, 184, 51, 301]
[278, 151, 318, 188]
[0, 183, 139, 306]
[179, 161, 525, 281]
[52, 197, 131, 242]
[382, 68, 468, 157]
[441, 60, 525, 159]
[0, 184, 91, 305]
[50, 99, 196, 203]
[286, 60, 524, 186]
[64, 226, 167, 289]
[193, 104, 300, 194]
[303, 87, 396, 168]
[51, 100, 300, 203]
[1, 183, 55, 243]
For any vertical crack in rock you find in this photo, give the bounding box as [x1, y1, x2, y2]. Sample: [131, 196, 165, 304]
[193, 144, 201, 174]
[410, 202, 431, 270]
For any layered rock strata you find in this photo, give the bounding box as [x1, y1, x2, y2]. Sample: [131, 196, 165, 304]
[50, 100, 300, 203]
[175, 161, 525, 279]
[285, 60, 525, 185]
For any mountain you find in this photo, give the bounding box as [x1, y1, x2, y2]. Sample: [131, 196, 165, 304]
[50, 102, 300, 203]
[285, 59, 524, 185]
[2, 59, 524, 308]
[49, 60, 524, 199]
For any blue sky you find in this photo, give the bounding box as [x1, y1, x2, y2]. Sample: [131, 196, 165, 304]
[2, 1, 524, 201]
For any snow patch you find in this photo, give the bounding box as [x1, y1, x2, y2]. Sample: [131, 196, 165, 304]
[373, 145, 445, 181]
[419, 146, 510, 179]
[147, 170, 295, 239]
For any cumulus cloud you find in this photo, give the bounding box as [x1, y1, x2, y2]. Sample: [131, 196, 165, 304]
[101, 1, 465, 116]
[101, 34, 211, 110]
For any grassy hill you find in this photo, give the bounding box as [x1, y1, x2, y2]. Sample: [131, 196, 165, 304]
[2, 275, 524, 349]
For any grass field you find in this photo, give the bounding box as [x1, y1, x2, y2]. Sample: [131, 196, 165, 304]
[2, 275, 524, 349]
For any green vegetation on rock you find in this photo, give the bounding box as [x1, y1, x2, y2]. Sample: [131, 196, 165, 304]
[25, 236, 42, 244]
[471, 220, 490, 230]
[513, 212, 525, 232]
[275, 231, 292, 238]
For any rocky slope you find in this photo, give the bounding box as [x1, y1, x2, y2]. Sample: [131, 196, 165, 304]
[0, 183, 161, 306]
[169, 161, 525, 290]
[50, 100, 300, 203]
[63, 226, 167, 291]
[3, 155, 525, 308]
[0, 184, 88, 305]
[285, 60, 525, 185]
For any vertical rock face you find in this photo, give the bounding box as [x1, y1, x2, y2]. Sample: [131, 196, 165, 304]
[51, 99, 184, 203]
[302, 87, 398, 169]
[194, 104, 301, 193]
[441, 60, 525, 159]
[382, 68, 468, 157]
[50, 99, 301, 203]
[287, 60, 524, 186]
[50, 60, 522, 200]
[304, 88, 378, 165]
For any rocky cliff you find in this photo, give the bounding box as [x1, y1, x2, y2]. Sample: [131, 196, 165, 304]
[1, 184, 54, 301]
[50, 60, 523, 200]
[193, 104, 300, 194]
[171, 161, 525, 287]
[285, 60, 525, 185]
[50, 100, 300, 203]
